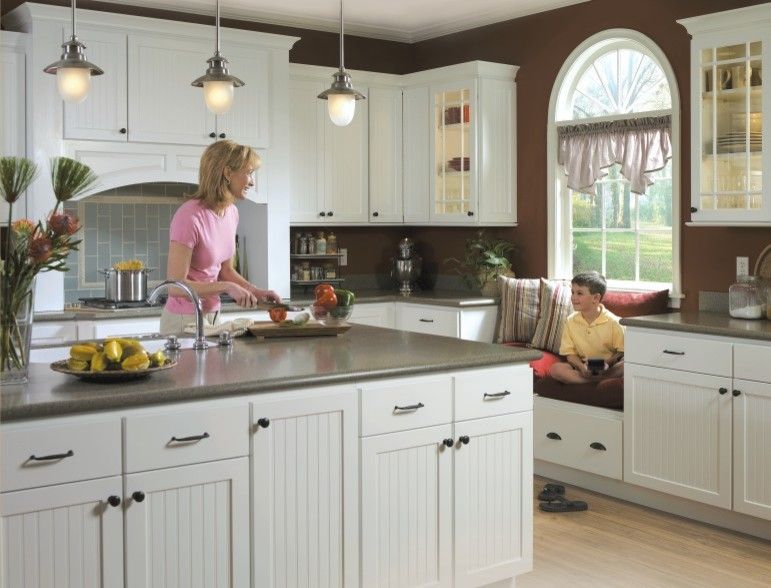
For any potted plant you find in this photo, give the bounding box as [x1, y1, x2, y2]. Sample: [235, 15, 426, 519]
[446, 231, 515, 297]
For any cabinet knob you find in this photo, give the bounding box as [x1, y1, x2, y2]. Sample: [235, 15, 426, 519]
[257, 418, 270, 428]
[327, 211, 334, 217]
[107, 495, 121, 507]
[733, 389, 742, 397]
[132, 491, 145, 503]
[690, 206, 698, 213]
[467, 211, 474, 217]
[546, 432, 562, 440]
[219, 133, 226, 139]
[589, 442, 607, 451]
[459, 435, 470, 445]
[209, 132, 216, 138]
[119, 127, 127, 134]
[719, 387, 728, 395]
[372, 211, 379, 217]
[319, 212, 326, 217]
[442, 438, 454, 448]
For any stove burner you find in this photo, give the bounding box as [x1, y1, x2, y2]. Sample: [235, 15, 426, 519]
[79, 297, 160, 310]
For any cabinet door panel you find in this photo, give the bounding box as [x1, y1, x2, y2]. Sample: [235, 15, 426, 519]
[733, 378, 771, 520]
[1, 476, 123, 588]
[124, 458, 249, 588]
[403, 85, 431, 223]
[361, 424, 453, 588]
[289, 78, 326, 224]
[454, 413, 533, 588]
[624, 364, 732, 508]
[0, 40, 26, 223]
[64, 26, 127, 142]
[128, 34, 214, 145]
[252, 390, 358, 587]
[369, 85, 403, 223]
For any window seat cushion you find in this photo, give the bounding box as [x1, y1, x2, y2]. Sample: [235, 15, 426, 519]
[535, 376, 624, 410]
[502, 342, 560, 378]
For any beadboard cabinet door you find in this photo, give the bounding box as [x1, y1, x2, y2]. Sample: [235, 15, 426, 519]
[369, 85, 403, 223]
[624, 364, 733, 508]
[124, 458, 250, 588]
[733, 378, 771, 521]
[360, 424, 454, 588]
[454, 413, 533, 588]
[1, 476, 124, 588]
[252, 390, 358, 587]
[1, 33, 26, 223]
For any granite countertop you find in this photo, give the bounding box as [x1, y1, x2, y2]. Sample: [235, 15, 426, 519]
[36, 290, 497, 322]
[621, 312, 771, 342]
[1, 325, 539, 421]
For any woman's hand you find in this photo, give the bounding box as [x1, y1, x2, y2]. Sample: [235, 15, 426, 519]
[249, 287, 282, 304]
[226, 282, 258, 308]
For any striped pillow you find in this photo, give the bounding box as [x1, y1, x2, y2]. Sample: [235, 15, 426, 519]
[497, 276, 541, 343]
[530, 279, 573, 354]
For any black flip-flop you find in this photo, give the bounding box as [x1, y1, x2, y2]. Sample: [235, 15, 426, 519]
[538, 495, 588, 512]
[537, 482, 565, 502]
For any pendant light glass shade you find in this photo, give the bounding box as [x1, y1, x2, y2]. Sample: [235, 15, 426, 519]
[192, 0, 244, 115]
[44, 1, 103, 103]
[318, 0, 365, 127]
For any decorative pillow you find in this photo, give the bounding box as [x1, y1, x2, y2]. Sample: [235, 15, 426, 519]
[603, 289, 669, 318]
[497, 276, 541, 343]
[529, 278, 573, 354]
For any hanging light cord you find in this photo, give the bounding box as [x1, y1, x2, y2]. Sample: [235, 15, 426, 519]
[338, 0, 344, 72]
[71, 0, 77, 38]
[215, 0, 221, 55]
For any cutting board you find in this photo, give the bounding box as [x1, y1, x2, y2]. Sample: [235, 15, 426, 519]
[247, 321, 351, 338]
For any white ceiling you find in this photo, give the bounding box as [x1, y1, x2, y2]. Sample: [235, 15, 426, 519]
[101, 0, 589, 42]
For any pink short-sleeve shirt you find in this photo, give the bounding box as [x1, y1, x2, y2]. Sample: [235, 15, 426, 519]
[165, 198, 238, 315]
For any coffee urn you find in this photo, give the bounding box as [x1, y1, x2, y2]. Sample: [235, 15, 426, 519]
[392, 238, 422, 295]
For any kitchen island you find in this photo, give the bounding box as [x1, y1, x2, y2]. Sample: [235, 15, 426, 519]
[1, 325, 538, 587]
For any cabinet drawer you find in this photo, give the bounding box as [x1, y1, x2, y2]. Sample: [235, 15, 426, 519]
[625, 329, 732, 377]
[396, 304, 459, 338]
[124, 405, 249, 473]
[1, 419, 121, 493]
[92, 318, 161, 339]
[360, 374, 453, 436]
[31, 321, 78, 345]
[534, 398, 622, 480]
[455, 365, 532, 420]
[734, 342, 771, 383]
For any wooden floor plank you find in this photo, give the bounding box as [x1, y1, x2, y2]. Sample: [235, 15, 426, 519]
[519, 476, 771, 588]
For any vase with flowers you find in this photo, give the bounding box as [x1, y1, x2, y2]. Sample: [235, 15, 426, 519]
[1, 156, 97, 384]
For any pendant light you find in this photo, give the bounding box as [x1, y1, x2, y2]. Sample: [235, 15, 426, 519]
[318, 0, 365, 127]
[191, 0, 245, 115]
[43, 0, 103, 103]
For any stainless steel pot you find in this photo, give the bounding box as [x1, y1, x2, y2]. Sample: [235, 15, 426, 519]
[99, 268, 154, 302]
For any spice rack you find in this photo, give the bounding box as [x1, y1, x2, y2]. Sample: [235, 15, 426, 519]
[290, 231, 344, 291]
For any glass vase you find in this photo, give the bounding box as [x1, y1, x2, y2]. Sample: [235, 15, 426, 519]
[0, 282, 35, 385]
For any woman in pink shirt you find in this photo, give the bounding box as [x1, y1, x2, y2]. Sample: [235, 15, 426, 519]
[160, 140, 281, 334]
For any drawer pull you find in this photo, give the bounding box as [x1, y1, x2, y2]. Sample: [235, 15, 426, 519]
[418, 318, 434, 323]
[483, 390, 511, 399]
[28, 449, 74, 462]
[442, 438, 454, 448]
[733, 389, 742, 397]
[459, 435, 470, 445]
[719, 387, 728, 395]
[170, 432, 210, 443]
[132, 491, 145, 503]
[394, 402, 425, 412]
[107, 495, 121, 507]
[257, 418, 270, 428]
[546, 432, 562, 441]
[590, 442, 607, 451]
[662, 350, 685, 356]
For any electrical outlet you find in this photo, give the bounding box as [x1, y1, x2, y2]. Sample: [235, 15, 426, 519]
[736, 256, 749, 277]
[340, 248, 348, 266]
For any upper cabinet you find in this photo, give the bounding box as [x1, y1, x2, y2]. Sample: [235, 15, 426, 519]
[680, 5, 771, 225]
[0, 32, 26, 221]
[369, 84, 404, 223]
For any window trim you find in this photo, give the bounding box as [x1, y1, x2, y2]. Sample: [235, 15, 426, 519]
[547, 29, 682, 302]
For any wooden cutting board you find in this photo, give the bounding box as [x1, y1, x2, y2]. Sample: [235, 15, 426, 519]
[247, 321, 351, 338]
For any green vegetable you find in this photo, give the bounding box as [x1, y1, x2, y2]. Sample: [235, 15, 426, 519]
[292, 312, 310, 325]
[335, 289, 355, 306]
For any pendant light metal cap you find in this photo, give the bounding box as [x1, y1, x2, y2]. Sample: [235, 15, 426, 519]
[191, 52, 245, 87]
[317, 70, 366, 101]
[43, 36, 104, 75]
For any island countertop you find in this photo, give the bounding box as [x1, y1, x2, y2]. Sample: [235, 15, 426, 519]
[1, 325, 539, 422]
[621, 311, 771, 342]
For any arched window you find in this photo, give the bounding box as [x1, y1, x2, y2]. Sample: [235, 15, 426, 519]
[548, 31, 681, 299]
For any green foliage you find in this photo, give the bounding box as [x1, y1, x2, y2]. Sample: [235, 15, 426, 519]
[446, 231, 515, 289]
[572, 231, 672, 283]
[51, 157, 99, 204]
[0, 157, 38, 205]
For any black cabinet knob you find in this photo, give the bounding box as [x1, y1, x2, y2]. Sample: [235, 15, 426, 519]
[459, 435, 470, 445]
[372, 211, 379, 217]
[219, 133, 226, 139]
[209, 132, 216, 138]
[690, 206, 698, 213]
[467, 211, 474, 216]
[319, 212, 326, 217]
[546, 432, 562, 440]
[327, 211, 334, 217]
[132, 491, 145, 503]
[119, 127, 127, 134]
[719, 387, 728, 395]
[733, 390, 741, 397]
[107, 495, 121, 507]
[589, 442, 607, 451]
[257, 418, 270, 428]
[442, 438, 454, 448]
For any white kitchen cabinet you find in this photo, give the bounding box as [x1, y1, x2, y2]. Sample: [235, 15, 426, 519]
[369, 84, 404, 223]
[454, 412, 533, 587]
[1, 476, 124, 588]
[84, 316, 162, 339]
[349, 302, 396, 328]
[124, 457, 250, 588]
[360, 424, 454, 588]
[30, 320, 78, 346]
[733, 378, 771, 521]
[0, 32, 26, 222]
[396, 303, 497, 342]
[251, 389, 358, 587]
[403, 85, 431, 223]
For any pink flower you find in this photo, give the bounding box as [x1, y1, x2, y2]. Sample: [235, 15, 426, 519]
[11, 219, 35, 236]
[48, 211, 81, 236]
[28, 237, 53, 264]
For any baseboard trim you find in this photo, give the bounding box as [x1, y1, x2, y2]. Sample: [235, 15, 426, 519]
[535, 460, 771, 541]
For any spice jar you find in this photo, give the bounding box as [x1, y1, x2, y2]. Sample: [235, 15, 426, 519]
[316, 231, 327, 254]
[324, 263, 336, 279]
[326, 231, 338, 254]
[307, 232, 316, 254]
[300, 262, 311, 281]
[729, 275, 764, 319]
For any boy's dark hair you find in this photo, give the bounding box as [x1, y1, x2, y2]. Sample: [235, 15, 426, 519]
[572, 271, 607, 298]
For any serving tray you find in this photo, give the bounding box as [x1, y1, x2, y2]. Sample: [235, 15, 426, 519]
[247, 321, 351, 338]
[50, 359, 176, 382]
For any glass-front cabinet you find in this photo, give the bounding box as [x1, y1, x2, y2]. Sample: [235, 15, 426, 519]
[681, 6, 771, 224]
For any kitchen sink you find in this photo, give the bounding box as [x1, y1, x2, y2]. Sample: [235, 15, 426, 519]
[30, 335, 201, 364]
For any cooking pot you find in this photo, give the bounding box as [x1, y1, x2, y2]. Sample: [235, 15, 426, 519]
[99, 268, 155, 302]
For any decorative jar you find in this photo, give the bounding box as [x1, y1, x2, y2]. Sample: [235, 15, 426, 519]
[729, 275, 764, 319]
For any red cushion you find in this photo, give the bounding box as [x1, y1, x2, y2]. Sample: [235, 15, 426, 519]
[502, 342, 560, 378]
[603, 289, 669, 318]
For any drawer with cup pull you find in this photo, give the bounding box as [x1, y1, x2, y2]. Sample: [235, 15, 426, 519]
[454, 365, 533, 421]
[359, 374, 453, 437]
[395, 304, 460, 338]
[625, 329, 731, 377]
[1, 419, 121, 493]
[124, 405, 249, 473]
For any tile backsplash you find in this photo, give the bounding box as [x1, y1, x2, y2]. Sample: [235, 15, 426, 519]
[64, 183, 195, 304]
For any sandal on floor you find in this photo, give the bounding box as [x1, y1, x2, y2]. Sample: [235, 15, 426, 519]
[538, 495, 588, 512]
[537, 483, 566, 502]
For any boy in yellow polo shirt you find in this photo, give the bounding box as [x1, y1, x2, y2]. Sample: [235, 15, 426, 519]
[549, 272, 624, 384]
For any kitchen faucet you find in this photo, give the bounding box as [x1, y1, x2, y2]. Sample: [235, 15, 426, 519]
[147, 280, 208, 350]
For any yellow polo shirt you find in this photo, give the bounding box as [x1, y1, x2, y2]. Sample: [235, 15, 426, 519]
[559, 305, 624, 360]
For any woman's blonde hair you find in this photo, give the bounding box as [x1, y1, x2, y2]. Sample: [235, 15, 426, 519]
[192, 140, 261, 210]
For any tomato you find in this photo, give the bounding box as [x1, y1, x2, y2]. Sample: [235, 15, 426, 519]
[269, 306, 287, 323]
[316, 290, 337, 310]
[314, 283, 335, 299]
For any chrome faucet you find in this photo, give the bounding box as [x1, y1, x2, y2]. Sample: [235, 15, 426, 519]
[147, 280, 208, 350]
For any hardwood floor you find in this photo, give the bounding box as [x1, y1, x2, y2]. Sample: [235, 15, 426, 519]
[519, 476, 771, 588]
